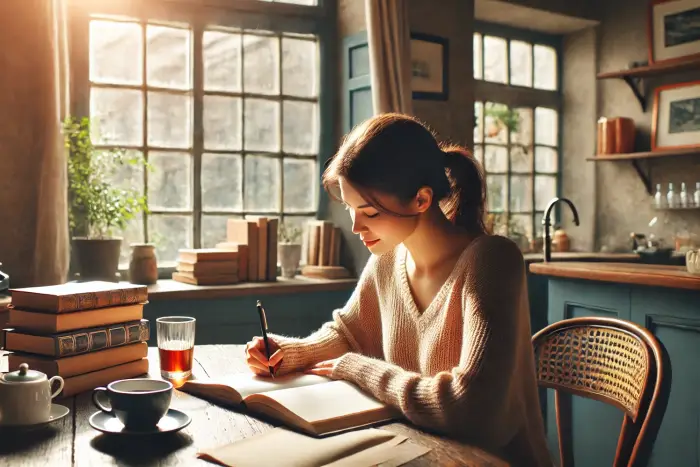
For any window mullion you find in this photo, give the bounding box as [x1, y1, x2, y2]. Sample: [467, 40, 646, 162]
[142, 21, 149, 244]
[193, 23, 204, 249]
[278, 34, 284, 220]
[240, 32, 246, 215]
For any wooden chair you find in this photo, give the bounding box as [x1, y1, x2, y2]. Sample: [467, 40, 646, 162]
[532, 317, 672, 467]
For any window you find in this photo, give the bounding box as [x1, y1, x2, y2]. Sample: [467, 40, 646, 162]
[473, 24, 560, 243]
[74, 0, 326, 268]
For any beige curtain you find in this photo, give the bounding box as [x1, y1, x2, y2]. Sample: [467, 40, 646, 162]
[0, 0, 70, 287]
[364, 0, 413, 114]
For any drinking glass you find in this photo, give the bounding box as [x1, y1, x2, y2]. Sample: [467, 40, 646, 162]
[156, 316, 196, 380]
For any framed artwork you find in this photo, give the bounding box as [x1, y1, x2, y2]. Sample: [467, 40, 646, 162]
[652, 80, 700, 150]
[648, 0, 700, 64]
[410, 33, 448, 100]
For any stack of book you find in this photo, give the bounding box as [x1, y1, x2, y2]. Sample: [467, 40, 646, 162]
[172, 248, 242, 285]
[302, 220, 349, 279]
[217, 217, 278, 282]
[0, 281, 150, 398]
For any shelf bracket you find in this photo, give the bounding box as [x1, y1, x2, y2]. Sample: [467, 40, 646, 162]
[631, 159, 653, 194]
[622, 76, 646, 110]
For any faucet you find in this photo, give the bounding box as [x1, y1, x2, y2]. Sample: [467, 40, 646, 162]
[542, 197, 580, 262]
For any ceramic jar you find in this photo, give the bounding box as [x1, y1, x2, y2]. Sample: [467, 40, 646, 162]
[686, 249, 700, 274]
[129, 243, 158, 285]
[278, 243, 302, 279]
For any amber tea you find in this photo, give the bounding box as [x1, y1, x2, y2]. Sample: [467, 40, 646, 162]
[156, 317, 196, 380]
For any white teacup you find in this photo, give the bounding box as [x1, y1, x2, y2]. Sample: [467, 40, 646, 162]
[0, 363, 64, 426]
[686, 249, 700, 274]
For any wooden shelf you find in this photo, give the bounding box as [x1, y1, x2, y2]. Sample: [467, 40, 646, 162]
[596, 57, 700, 110]
[587, 148, 700, 195]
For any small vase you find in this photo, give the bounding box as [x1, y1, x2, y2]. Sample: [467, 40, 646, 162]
[129, 243, 158, 285]
[278, 243, 302, 279]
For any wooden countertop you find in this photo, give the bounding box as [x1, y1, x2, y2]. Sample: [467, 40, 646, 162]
[529, 261, 700, 290]
[522, 252, 640, 263]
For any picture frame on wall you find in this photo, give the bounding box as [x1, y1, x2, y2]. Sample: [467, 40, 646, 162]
[652, 80, 700, 151]
[410, 33, 448, 101]
[648, 0, 700, 64]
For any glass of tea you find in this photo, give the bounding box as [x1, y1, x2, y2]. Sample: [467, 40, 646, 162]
[156, 316, 196, 380]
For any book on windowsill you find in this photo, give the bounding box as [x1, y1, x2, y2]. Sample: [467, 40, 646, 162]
[179, 373, 397, 437]
[171, 272, 239, 286]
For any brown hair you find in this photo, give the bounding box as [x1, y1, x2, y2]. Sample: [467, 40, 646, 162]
[322, 113, 487, 233]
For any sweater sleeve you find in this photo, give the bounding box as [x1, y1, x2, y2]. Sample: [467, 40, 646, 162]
[331, 236, 526, 448]
[267, 254, 383, 375]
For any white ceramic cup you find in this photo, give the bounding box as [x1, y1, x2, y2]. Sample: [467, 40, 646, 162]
[0, 365, 64, 426]
[687, 250, 700, 274]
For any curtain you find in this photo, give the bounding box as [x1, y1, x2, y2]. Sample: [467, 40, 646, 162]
[0, 0, 70, 287]
[364, 0, 413, 115]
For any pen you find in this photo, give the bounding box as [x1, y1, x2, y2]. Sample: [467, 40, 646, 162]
[256, 300, 275, 378]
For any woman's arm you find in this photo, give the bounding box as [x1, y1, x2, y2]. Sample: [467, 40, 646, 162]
[330, 237, 526, 447]
[267, 254, 382, 375]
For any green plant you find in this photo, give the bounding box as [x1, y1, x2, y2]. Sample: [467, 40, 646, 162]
[484, 105, 520, 134]
[278, 221, 302, 244]
[64, 116, 150, 239]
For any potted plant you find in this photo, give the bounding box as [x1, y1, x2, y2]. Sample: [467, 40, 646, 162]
[63, 117, 149, 281]
[277, 222, 303, 279]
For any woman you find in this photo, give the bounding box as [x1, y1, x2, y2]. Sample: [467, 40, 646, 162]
[245, 113, 551, 466]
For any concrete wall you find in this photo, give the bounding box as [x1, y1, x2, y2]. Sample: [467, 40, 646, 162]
[334, 0, 475, 274]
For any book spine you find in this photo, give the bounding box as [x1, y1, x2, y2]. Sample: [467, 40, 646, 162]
[56, 288, 148, 313]
[55, 320, 150, 357]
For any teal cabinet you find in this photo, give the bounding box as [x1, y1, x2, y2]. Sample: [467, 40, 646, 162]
[543, 277, 700, 467]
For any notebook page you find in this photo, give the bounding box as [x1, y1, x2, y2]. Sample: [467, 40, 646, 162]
[225, 372, 330, 399]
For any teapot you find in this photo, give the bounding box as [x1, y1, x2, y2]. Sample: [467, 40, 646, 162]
[687, 249, 700, 275]
[0, 363, 64, 426]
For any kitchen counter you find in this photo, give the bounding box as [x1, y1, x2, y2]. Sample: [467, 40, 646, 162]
[529, 261, 700, 290]
[522, 251, 640, 263]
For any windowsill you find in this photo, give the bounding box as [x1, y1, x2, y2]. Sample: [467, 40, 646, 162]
[146, 276, 357, 301]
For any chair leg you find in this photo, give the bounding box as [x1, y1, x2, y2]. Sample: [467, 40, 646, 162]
[555, 390, 575, 467]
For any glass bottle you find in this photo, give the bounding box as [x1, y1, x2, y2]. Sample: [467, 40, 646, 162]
[680, 182, 689, 208]
[694, 182, 700, 208]
[667, 183, 679, 208]
[654, 184, 665, 209]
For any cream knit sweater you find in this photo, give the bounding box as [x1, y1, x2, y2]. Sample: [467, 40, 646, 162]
[269, 234, 552, 466]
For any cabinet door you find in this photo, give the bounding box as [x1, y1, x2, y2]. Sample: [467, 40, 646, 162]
[631, 287, 700, 467]
[546, 279, 631, 466]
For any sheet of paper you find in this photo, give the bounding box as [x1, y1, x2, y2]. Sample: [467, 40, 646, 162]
[224, 372, 330, 399]
[197, 427, 429, 467]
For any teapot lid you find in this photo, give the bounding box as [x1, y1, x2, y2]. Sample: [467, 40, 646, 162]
[2, 363, 45, 383]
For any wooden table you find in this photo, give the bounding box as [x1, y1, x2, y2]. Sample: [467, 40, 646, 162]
[0, 345, 509, 466]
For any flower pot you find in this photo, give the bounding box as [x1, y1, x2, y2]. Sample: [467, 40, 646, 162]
[129, 243, 158, 285]
[72, 237, 122, 282]
[278, 243, 302, 279]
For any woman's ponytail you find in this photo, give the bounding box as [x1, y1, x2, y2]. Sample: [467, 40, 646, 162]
[439, 144, 487, 234]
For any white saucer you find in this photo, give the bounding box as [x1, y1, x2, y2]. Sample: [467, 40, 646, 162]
[0, 403, 70, 429]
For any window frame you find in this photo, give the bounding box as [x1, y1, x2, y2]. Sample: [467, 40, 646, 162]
[66, 0, 336, 274]
[473, 21, 563, 241]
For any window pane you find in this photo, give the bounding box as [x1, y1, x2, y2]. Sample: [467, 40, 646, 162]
[487, 175, 507, 211]
[535, 147, 558, 173]
[484, 102, 507, 143]
[474, 102, 483, 143]
[147, 25, 191, 89]
[283, 158, 316, 212]
[535, 211, 547, 238]
[510, 176, 532, 212]
[283, 101, 317, 154]
[106, 149, 144, 194]
[473, 144, 483, 166]
[202, 153, 243, 211]
[509, 40, 532, 87]
[147, 92, 192, 148]
[203, 31, 241, 92]
[90, 88, 143, 145]
[510, 214, 533, 240]
[89, 20, 142, 85]
[116, 215, 145, 268]
[512, 107, 533, 147]
[201, 215, 233, 248]
[535, 107, 558, 146]
[245, 155, 280, 212]
[244, 99, 280, 152]
[243, 33, 279, 95]
[473, 33, 482, 79]
[204, 95, 242, 151]
[510, 145, 530, 172]
[534, 44, 557, 90]
[535, 175, 557, 210]
[148, 151, 192, 210]
[282, 37, 317, 97]
[483, 36, 507, 84]
[484, 145, 507, 172]
[149, 215, 192, 264]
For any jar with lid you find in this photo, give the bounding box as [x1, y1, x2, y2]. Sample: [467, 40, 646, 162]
[129, 243, 158, 285]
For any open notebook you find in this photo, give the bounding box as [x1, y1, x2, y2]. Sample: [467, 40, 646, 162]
[179, 373, 397, 436]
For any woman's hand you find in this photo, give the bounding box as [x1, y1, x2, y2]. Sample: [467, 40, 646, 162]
[305, 358, 342, 377]
[245, 336, 284, 377]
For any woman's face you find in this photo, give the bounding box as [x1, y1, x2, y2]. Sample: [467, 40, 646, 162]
[338, 177, 421, 255]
